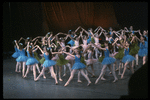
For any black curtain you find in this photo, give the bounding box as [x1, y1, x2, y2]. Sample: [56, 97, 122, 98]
[113, 2, 148, 30]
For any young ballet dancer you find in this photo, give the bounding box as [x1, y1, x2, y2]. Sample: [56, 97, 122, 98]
[12, 40, 21, 72]
[92, 41, 118, 84]
[63, 48, 91, 87]
[84, 45, 98, 77]
[23, 42, 39, 80]
[134, 35, 148, 65]
[34, 45, 63, 84]
[14, 40, 28, 77]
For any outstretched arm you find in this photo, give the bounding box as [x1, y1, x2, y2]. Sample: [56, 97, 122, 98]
[63, 51, 75, 58]
[18, 37, 26, 43]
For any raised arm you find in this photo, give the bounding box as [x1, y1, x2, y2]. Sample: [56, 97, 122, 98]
[35, 45, 44, 54]
[32, 36, 43, 42]
[14, 40, 19, 49]
[18, 37, 26, 43]
[74, 26, 81, 33]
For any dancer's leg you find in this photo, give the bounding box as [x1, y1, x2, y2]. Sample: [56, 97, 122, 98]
[35, 67, 45, 81]
[95, 65, 107, 84]
[121, 62, 129, 79]
[15, 62, 19, 72]
[108, 64, 118, 82]
[63, 65, 66, 77]
[59, 66, 63, 81]
[24, 65, 30, 78]
[33, 65, 36, 80]
[64, 69, 77, 86]
[80, 69, 91, 86]
[22, 62, 26, 77]
[129, 62, 134, 74]
[36, 64, 40, 73]
[49, 66, 58, 84]
[143, 56, 147, 65]
[77, 70, 82, 83]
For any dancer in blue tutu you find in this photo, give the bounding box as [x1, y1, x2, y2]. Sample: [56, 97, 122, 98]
[121, 41, 135, 79]
[23, 42, 39, 80]
[15, 40, 28, 77]
[134, 35, 148, 65]
[63, 48, 91, 87]
[91, 41, 118, 84]
[12, 40, 21, 72]
[34, 45, 63, 85]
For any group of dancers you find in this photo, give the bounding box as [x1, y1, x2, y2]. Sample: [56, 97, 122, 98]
[12, 26, 148, 86]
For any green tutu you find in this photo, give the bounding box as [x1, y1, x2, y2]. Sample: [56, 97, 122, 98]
[39, 57, 45, 64]
[129, 42, 140, 56]
[91, 37, 95, 43]
[98, 56, 105, 62]
[34, 52, 40, 62]
[56, 55, 69, 66]
[115, 47, 124, 60]
[80, 56, 86, 65]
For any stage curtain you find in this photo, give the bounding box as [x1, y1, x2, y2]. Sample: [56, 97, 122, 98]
[42, 2, 119, 33]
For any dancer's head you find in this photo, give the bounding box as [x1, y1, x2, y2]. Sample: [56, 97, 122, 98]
[19, 43, 23, 50]
[28, 45, 33, 57]
[43, 45, 52, 59]
[104, 41, 109, 47]
[140, 36, 146, 42]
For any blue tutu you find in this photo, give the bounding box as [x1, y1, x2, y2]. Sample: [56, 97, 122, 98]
[26, 51, 39, 65]
[101, 49, 116, 65]
[16, 49, 28, 62]
[67, 40, 74, 46]
[87, 37, 91, 44]
[138, 41, 148, 57]
[43, 60, 56, 67]
[122, 48, 135, 63]
[42, 53, 56, 67]
[72, 55, 86, 69]
[101, 57, 116, 65]
[26, 57, 39, 65]
[12, 47, 20, 58]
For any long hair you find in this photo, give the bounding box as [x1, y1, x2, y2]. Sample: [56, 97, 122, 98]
[44, 45, 52, 60]
[19, 43, 23, 50]
[28, 45, 33, 57]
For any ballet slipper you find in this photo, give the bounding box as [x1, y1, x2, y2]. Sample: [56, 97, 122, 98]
[87, 82, 91, 86]
[118, 73, 122, 75]
[55, 82, 58, 85]
[59, 78, 63, 81]
[109, 72, 112, 74]
[101, 77, 106, 81]
[34, 78, 39, 82]
[63, 74, 66, 77]
[113, 78, 118, 83]
[121, 74, 124, 79]
[115, 68, 119, 71]
[77, 80, 82, 83]
[64, 82, 69, 87]
[95, 79, 99, 84]
[43, 76, 46, 79]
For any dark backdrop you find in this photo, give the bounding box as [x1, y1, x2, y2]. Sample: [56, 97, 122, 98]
[3, 2, 148, 52]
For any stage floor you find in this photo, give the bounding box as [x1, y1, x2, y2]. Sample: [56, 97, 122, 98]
[3, 57, 143, 99]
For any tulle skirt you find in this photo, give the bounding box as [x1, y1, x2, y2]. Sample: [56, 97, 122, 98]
[39, 57, 45, 64]
[72, 62, 86, 69]
[12, 52, 20, 58]
[26, 57, 39, 65]
[56, 55, 69, 66]
[122, 55, 135, 63]
[43, 60, 56, 67]
[101, 57, 116, 65]
[138, 48, 148, 57]
[85, 59, 98, 65]
[16, 55, 28, 62]
[67, 40, 75, 46]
